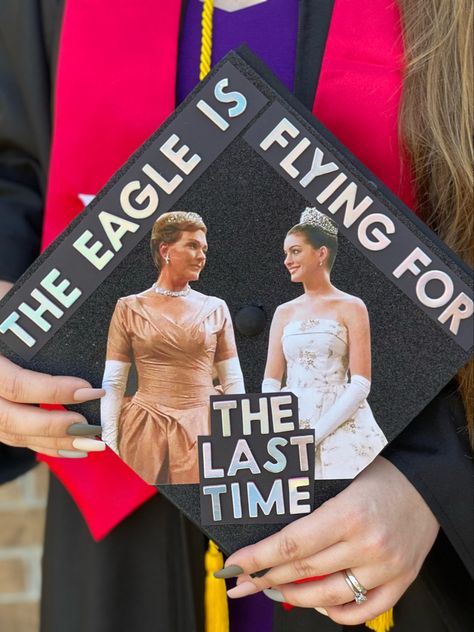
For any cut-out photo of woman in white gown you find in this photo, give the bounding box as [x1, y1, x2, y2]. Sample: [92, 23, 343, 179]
[262, 207, 387, 479]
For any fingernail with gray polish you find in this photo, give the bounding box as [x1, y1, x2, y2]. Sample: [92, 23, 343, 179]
[67, 423, 102, 436]
[250, 567, 271, 579]
[73, 388, 106, 402]
[58, 450, 88, 459]
[264, 588, 285, 603]
[213, 565, 244, 579]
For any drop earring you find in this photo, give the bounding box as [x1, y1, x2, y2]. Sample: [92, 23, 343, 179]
[164, 254, 170, 265]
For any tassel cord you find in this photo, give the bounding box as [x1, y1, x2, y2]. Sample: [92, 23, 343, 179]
[199, 4, 227, 630]
[200, 0, 214, 80]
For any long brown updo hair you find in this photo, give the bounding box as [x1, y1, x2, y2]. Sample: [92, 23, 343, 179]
[398, 0, 473, 443]
[150, 211, 207, 270]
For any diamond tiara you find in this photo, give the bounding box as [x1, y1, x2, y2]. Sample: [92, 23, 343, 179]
[299, 207, 338, 236]
[164, 211, 203, 225]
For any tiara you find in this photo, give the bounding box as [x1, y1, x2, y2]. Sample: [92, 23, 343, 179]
[164, 211, 203, 224]
[299, 207, 338, 236]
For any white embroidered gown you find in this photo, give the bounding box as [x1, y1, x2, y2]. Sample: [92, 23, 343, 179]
[282, 318, 387, 479]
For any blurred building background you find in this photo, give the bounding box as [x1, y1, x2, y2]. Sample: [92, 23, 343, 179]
[0, 464, 47, 631]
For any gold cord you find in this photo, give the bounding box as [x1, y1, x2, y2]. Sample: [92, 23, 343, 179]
[200, 0, 215, 80]
[201, 5, 227, 629]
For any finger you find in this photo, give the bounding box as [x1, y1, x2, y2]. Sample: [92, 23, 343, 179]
[248, 518, 401, 591]
[0, 399, 89, 441]
[325, 577, 409, 626]
[269, 565, 391, 609]
[21, 435, 105, 453]
[246, 541, 358, 591]
[0, 356, 104, 404]
[224, 498, 347, 576]
[28, 445, 89, 459]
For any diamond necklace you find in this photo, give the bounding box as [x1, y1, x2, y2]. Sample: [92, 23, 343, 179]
[153, 283, 191, 298]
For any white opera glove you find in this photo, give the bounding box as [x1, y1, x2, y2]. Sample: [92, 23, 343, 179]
[100, 360, 131, 454]
[216, 357, 245, 394]
[313, 374, 371, 444]
[261, 377, 282, 393]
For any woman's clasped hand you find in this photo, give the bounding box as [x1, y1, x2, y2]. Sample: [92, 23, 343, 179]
[219, 457, 439, 625]
[0, 355, 105, 458]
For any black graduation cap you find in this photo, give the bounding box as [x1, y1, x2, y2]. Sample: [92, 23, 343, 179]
[0, 49, 471, 554]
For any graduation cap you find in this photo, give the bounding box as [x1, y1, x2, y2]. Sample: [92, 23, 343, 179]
[0, 49, 471, 556]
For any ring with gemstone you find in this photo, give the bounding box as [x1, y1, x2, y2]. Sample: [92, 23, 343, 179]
[342, 569, 368, 605]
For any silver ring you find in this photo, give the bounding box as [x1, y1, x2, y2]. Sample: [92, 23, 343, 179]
[342, 569, 368, 605]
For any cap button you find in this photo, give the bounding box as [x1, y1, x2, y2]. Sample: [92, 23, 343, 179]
[234, 304, 266, 336]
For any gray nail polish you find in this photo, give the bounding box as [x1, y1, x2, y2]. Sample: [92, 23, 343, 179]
[250, 567, 271, 579]
[213, 565, 244, 579]
[67, 423, 102, 436]
[263, 588, 285, 603]
[58, 450, 89, 459]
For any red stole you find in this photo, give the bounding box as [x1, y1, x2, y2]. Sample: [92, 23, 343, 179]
[40, 0, 414, 539]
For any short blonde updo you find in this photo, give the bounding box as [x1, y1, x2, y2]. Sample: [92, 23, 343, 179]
[150, 211, 207, 269]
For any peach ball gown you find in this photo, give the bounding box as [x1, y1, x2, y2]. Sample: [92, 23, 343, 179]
[106, 289, 239, 484]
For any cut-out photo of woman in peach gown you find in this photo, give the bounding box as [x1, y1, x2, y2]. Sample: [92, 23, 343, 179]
[262, 207, 387, 480]
[100, 211, 244, 484]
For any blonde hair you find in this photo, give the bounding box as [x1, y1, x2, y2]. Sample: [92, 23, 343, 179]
[398, 0, 474, 443]
[150, 211, 207, 269]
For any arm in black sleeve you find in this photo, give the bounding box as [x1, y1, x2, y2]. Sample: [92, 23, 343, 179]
[0, 0, 63, 479]
[0, 0, 63, 282]
[383, 384, 474, 577]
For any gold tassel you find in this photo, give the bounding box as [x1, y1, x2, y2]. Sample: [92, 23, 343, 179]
[365, 608, 394, 632]
[199, 0, 214, 80]
[205, 540, 229, 632]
